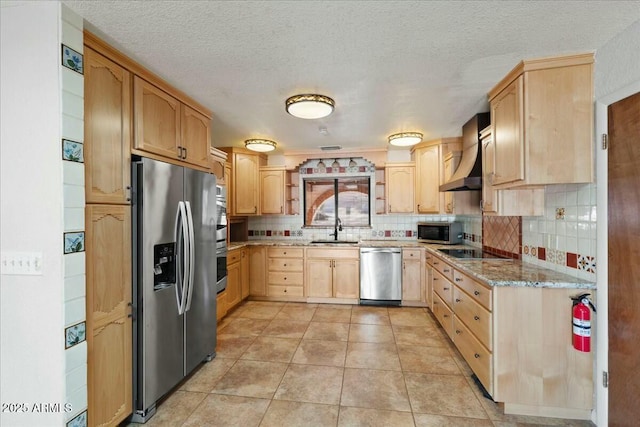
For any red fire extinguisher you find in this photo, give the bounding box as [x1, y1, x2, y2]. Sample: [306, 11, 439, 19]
[571, 293, 596, 352]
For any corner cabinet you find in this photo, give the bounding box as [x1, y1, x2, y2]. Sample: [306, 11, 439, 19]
[385, 163, 415, 214]
[220, 148, 267, 216]
[412, 138, 462, 214]
[488, 53, 594, 188]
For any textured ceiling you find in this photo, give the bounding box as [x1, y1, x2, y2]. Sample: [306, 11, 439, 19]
[63, 1, 640, 154]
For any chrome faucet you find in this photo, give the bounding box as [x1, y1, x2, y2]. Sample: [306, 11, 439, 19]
[330, 217, 343, 240]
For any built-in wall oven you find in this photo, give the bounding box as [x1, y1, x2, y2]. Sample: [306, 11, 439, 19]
[215, 185, 228, 293]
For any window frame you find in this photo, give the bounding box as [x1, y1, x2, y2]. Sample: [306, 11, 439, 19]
[303, 176, 371, 228]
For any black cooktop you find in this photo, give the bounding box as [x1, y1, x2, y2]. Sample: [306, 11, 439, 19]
[437, 248, 504, 259]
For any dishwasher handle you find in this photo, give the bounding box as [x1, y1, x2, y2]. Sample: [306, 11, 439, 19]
[360, 247, 402, 254]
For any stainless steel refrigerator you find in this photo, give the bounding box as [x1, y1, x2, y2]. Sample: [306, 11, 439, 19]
[131, 157, 217, 423]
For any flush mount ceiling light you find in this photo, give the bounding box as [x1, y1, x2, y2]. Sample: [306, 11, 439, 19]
[285, 94, 335, 119]
[245, 139, 277, 152]
[388, 132, 423, 147]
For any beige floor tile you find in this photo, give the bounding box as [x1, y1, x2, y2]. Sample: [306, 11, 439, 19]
[261, 319, 310, 338]
[180, 358, 237, 392]
[182, 394, 270, 427]
[292, 339, 348, 367]
[274, 364, 344, 405]
[404, 372, 487, 419]
[350, 310, 391, 325]
[341, 368, 411, 412]
[240, 336, 300, 363]
[218, 318, 271, 336]
[261, 400, 339, 427]
[397, 344, 461, 375]
[388, 307, 433, 327]
[348, 323, 395, 343]
[143, 390, 207, 427]
[338, 406, 415, 427]
[215, 334, 256, 359]
[212, 360, 288, 399]
[345, 342, 401, 370]
[413, 413, 494, 426]
[392, 324, 449, 347]
[274, 305, 318, 321]
[312, 306, 353, 323]
[318, 303, 353, 310]
[237, 304, 283, 320]
[304, 322, 350, 341]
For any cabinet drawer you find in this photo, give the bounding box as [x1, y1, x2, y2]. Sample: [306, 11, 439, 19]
[433, 269, 453, 307]
[432, 293, 454, 340]
[453, 316, 492, 396]
[268, 257, 303, 272]
[268, 247, 303, 258]
[453, 270, 492, 310]
[403, 248, 422, 260]
[453, 286, 492, 350]
[431, 255, 454, 281]
[268, 271, 303, 286]
[228, 249, 243, 265]
[267, 285, 303, 297]
[306, 248, 359, 259]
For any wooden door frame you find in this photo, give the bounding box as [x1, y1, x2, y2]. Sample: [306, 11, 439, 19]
[595, 80, 640, 427]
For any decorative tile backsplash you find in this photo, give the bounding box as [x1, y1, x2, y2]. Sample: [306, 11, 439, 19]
[483, 216, 521, 259]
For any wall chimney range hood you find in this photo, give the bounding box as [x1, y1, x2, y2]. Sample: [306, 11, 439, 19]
[440, 113, 490, 192]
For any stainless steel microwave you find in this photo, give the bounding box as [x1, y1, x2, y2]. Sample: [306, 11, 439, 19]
[417, 222, 463, 244]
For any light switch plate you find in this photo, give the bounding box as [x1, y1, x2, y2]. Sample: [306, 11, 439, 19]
[1, 252, 43, 275]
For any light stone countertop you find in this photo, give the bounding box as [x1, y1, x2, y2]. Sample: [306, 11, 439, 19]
[227, 240, 596, 290]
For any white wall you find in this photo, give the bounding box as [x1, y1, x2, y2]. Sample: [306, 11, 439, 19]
[0, 2, 66, 425]
[593, 19, 640, 427]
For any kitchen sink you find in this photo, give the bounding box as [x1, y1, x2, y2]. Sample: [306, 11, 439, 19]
[310, 240, 359, 244]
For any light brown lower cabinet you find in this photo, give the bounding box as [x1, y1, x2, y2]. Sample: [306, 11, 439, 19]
[305, 248, 359, 302]
[429, 251, 593, 419]
[248, 245, 267, 296]
[267, 247, 304, 298]
[401, 248, 426, 306]
[85, 204, 132, 427]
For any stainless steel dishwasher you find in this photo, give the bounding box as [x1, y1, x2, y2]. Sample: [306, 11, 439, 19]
[359, 247, 402, 305]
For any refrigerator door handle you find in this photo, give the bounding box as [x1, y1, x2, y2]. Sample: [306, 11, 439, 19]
[184, 201, 195, 312]
[174, 201, 189, 315]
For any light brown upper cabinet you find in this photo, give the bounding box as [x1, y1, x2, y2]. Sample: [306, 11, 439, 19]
[385, 163, 415, 214]
[412, 138, 462, 214]
[220, 147, 267, 216]
[84, 47, 132, 205]
[134, 76, 211, 169]
[260, 166, 286, 214]
[488, 53, 594, 188]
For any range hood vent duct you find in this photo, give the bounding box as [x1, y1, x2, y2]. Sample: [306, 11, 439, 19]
[440, 113, 490, 192]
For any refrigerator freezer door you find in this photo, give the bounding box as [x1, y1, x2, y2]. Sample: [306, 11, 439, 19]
[135, 158, 185, 412]
[184, 168, 217, 374]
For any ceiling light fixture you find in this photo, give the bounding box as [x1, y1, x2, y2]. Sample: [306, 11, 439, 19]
[332, 158, 340, 168]
[245, 138, 277, 152]
[388, 132, 423, 147]
[317, 159, 326, 172]
[348, 158, 357, 168]
[286, 94, 335, 119]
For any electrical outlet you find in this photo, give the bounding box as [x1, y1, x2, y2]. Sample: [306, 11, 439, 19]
[1, 252, 43, 275]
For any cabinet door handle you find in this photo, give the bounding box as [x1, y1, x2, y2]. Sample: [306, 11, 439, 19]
[443, 314, 448, 318]
[455, 298, 461, 303]
[455, 329, 461, 335]
[283, 263, 287, 267]
[433, 261, 439, 265]
[388, 204, 391, 212]
[474, 353, 480, 359]
[254, 206, 257, 213]
[280, 206, 283, 213]
[182, 147, 188, 159]
[474, 316, 480, 321]
[126, 185, 132, 202]
[474, 290, 480, 296]
[455, 277, 462, 282]
[443, 268, 450, 273]
[433, 277, 438, 281]
[177, 146, 183, 158]
[443, 287, 449, 290]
